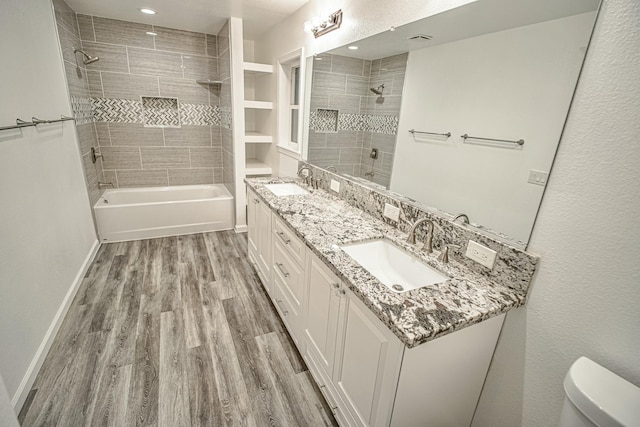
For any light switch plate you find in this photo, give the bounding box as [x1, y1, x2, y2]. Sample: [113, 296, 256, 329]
[465, 240, 497, 269]
[330, 179, 340, 192]
[383, 203, 400, 222]
[528, 170, 549, 186]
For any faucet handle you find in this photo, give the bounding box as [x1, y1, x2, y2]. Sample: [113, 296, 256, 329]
[438, 244, 461, 264]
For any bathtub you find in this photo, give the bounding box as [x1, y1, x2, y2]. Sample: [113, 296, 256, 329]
[94, 184, 233, 242]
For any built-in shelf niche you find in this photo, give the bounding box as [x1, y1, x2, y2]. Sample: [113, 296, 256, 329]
[141, 96, 180, 128]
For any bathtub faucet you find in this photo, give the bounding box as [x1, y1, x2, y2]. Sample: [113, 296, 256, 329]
[98, 181, 115, 189]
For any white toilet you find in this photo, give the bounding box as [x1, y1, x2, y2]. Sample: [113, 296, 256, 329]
[560, 357, 640, 427]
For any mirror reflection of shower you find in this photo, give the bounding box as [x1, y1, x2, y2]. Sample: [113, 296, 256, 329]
[364, 148, 378, 179]
[370, 84, 385, 103]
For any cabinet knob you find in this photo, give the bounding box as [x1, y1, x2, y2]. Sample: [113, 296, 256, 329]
[253, 198, 259, 204]
[332, 282, 340, 289]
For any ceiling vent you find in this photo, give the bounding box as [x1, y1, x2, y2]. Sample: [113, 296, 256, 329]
[408, 34, 433, 41]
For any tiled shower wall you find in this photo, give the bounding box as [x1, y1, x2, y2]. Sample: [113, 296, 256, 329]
[308, 53, 408, 187]
[217, 21, 234, 196]
[53, 0, 104, 206]
[56, 0, 226, 189]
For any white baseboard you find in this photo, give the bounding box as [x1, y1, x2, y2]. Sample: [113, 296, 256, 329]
[11, 240, 101, 411]
[235, 224, 248, 233]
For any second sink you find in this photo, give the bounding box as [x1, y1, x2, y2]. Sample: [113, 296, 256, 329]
[341, 239, 449, 293]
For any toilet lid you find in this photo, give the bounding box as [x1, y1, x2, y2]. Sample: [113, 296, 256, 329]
[564, 357, 640, 427]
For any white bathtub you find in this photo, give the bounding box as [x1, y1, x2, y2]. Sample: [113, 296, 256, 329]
[94, 184, 233, 242]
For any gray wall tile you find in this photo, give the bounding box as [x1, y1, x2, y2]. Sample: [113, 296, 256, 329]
[63, 62, 89, 97]
[57, 23, 80, 65]
[190, 147, 222, 167]
[168, 168, 214, 185]
[216, 21, 229, 54]
[164, 126, 212, 146]
[331, 56, 365, 76]
[103, 170, 117, 186]
[211, 127, 222, 147]
[101, 71, 159, 99]
[159, 78, 210, 104]
[312, 54, 332, 72]
[183, 55, 218, 81]
[52, 0, 79, 38]
[76, 122, 98, 154]
[101, 146, 142, 169]
[339, 147, 363, 163]
[205, 34, 218, 57]
[77, 14, 95, 41]
[312, 71, 346, 95]
[141, 147, 190, 168]
[213, 167, 223, 183]
[95, 122, 111, 146]
[346, 75, 369, 96]
[309, 147, 340, 163]
[326, 131, 361, 148]
[86, 70, 103, 97]
[154, 27, 206, 55]
[329, 94, 360, 114]
[116, 170, 168, 187]
[81, 41, 129, 73]
[128, 47, 183, 78]
[92, 17, 154, 49]
[109, 123, 164, 146]
[380, 53, 408, 73]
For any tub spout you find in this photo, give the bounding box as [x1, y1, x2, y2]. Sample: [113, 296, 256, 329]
[98, 181, 114, 189]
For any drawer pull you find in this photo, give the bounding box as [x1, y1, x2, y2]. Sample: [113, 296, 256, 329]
[252, 198, 259, 204]
[332, 282, 340, 289]
[276, 231, 291, 244]
[275, 299, 288, 315]
[276, 262, 290, 278]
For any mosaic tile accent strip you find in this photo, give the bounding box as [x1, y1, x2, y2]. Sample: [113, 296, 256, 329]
[92, 98, 142, 123]
[141, 97, 180, 128]
[180, 104, 220, 126]
[311, 109, 339, 133]
[310, 109, 399, 135]
[220, 107, 232, 130]
[70, 96, 94, 125]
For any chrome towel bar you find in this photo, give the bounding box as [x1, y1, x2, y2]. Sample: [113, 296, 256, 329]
[0, 115, 75, 132]
[461, 133, 525, 146]
[409, 129, 451, 138]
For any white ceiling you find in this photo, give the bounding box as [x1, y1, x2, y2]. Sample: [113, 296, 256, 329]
[65, 0, 310, 38]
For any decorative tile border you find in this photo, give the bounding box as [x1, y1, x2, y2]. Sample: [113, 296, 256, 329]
[310, 110, 398, 135]
[70, 96, 94, 125]
[142, 97, 180, 127]
[91, 97, 221, 127]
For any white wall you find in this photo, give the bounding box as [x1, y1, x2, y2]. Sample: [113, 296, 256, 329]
[472, 0, 640, 425]
[0, 375, 19, 427]
[0, 0, 98, 409]
[391, 13, 594, 243]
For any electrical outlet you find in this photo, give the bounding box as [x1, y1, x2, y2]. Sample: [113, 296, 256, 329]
[528, 170, 549, 186]
[383, 203, 400, 222]
[465, 240, 497, 269]
[330, 179, 340, 192]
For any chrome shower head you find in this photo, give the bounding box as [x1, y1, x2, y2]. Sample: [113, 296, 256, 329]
[73, 48, 99, 65]
[370, 84, 385, 96]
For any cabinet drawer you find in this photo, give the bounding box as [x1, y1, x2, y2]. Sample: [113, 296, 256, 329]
[272, 269, 300, 345]
[273, 215, 304, 264]
[273, 239, 304, 307]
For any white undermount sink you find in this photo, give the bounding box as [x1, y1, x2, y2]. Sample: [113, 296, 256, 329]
[341, 239, 449, 293]
[264, 183, 310, 196]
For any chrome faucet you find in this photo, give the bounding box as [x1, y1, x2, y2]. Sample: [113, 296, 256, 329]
[297, 165, 313, 186]
[406, 218, 435, 253]
[438, 244, 461, 263]
[452, 213, 470, 224]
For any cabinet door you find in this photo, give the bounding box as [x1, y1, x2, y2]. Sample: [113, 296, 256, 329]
[256, 197, 272, 282]
[333, 289, 404, 427]
[247, 189, 259, 254]
[303, 253, 344, 380]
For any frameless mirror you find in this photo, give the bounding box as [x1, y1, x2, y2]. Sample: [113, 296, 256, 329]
[304, 0, 600, 247]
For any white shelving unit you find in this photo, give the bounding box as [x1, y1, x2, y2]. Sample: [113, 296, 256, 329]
[243, 61, 274, 177]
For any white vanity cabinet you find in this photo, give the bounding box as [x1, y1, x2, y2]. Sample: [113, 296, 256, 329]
[247, 188, 272, 290]
[247, 191, 507, 427]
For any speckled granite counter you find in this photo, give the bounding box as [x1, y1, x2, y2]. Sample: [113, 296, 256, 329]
[246, 177, 532, 348]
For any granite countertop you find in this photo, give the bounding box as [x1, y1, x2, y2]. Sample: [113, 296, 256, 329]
[246, 177, 529, 348]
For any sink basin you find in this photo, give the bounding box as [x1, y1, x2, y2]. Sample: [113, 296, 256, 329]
[341, 239, 448, 293]
[264, 183, 310, 196]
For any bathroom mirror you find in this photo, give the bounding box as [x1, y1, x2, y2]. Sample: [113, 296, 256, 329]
[304, 0, 600, 246]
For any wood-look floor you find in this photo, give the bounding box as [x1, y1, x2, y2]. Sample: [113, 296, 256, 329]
[19, 231, 336, 426]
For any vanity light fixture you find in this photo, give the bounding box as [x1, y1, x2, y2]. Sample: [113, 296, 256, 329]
[305, 10, 343, 38]
[139, 8, 157, 15]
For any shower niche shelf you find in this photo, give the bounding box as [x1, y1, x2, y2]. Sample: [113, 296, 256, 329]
[196, 79, 223, 85]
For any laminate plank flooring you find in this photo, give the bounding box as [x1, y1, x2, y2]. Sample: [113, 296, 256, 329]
[19, 231, 337, 427]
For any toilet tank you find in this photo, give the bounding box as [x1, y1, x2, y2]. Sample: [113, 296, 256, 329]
[560, 357, 640, 427]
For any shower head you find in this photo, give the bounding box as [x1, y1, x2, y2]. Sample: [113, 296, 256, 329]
[73, 48, 99, 65]
[370, 84, 385, 96]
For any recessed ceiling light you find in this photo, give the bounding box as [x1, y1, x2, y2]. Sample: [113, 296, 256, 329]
[348, 46, 358, 50]
[146, 31, 157, 36]
[140, 8, 157, 15]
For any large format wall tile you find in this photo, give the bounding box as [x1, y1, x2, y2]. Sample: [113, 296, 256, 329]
[101, 146, 142, 170]
[141, 147, 190, 169]
[154, 27, 206, 56]
[81, 41, 130, 73]
[164, 126, 212, 146]
[168, 168, 214, 185]
[182, 55, 218, 81]
[116, 170, 169, 187]
[77, 14, 95, 41]
[127, 47, 184, 78]
[101, 72, 160, 99]
[205, 34, 218, 58]
[159, 78, 210, 104]
[92, 17, 154, 49]
[108, 123, 164, 146]
[190, 147, 222, 168]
